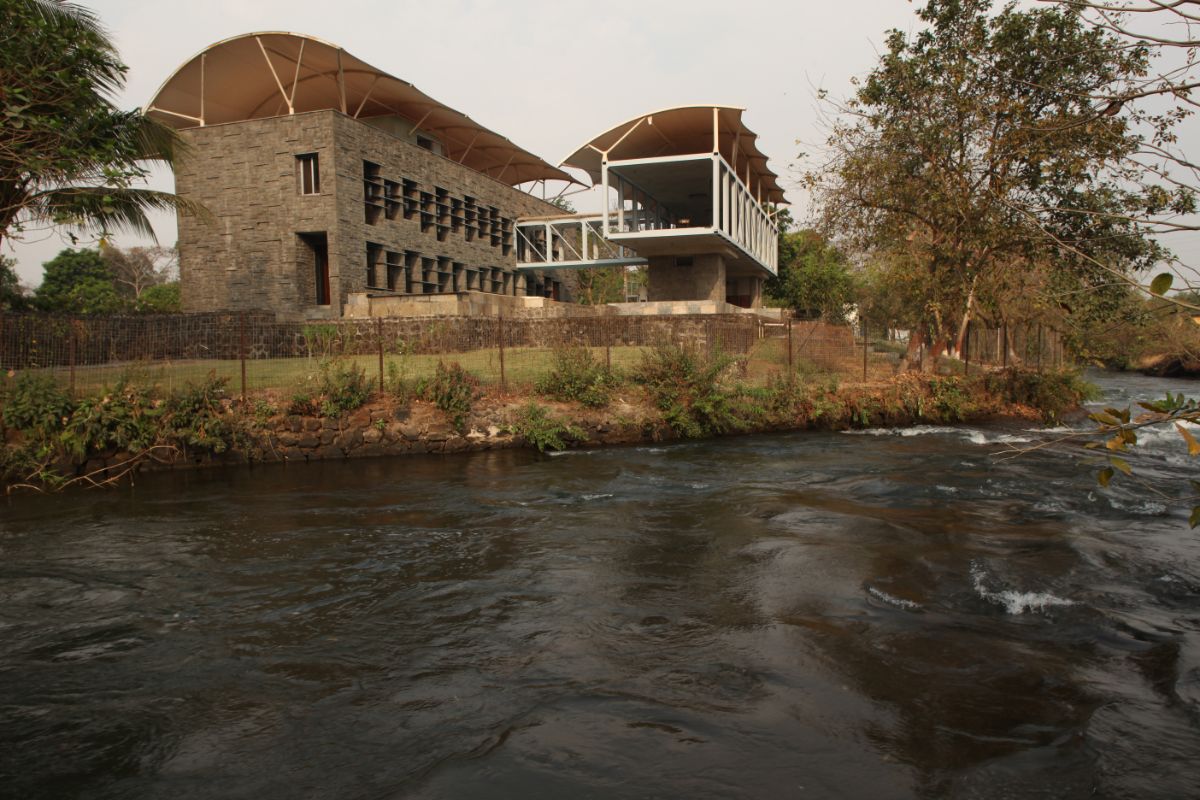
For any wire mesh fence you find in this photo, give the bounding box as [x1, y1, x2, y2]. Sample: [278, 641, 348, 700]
[0, 311, 1067, 400]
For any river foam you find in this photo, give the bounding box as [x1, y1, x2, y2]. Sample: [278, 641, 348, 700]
[970, 561, 1076, 615]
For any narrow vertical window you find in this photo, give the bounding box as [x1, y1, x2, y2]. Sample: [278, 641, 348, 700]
[297, 153, 320, 195]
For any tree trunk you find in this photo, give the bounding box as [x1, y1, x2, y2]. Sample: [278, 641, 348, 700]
[899, 329, 926, 372]
[929, 335, 948, 370]
[1005, 323, 1022, 366]
[953, 277, 978, 358]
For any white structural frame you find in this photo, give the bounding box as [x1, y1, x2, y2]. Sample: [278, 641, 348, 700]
[513, 214, 648, 271]
[592, 109, 778, 275]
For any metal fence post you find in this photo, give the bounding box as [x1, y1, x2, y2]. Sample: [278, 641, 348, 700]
[68, 320, 77, 398]
[786, 316, 793, 371]
[964, 321, 971, 376]
[862, 317, 869, 381]
[1002, 323, 1008, 368]
[497, 313, 506, 388]
[239, 313, 247, 402]
[376, 317, 385, 392]
[1037, 323, 1043, 373]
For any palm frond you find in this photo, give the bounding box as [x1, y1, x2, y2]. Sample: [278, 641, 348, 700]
[26, 0, 105, 37]
[130, 114, 190, 165]
[27, 186, 206, 242]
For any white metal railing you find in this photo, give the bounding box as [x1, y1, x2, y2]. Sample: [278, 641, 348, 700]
[514, 214, 646, 269]
[713, 155, 778, 274]
[599, 153, 778, 275]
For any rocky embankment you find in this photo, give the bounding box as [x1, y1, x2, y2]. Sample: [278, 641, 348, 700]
[260, 397, 659, 462]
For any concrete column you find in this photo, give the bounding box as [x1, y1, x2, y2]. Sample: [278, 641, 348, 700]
[647, 253, 726, 303]
[748, 276, 763, 308]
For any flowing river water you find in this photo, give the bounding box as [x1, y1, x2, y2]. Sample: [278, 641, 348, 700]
[2, 371, 1199, 799]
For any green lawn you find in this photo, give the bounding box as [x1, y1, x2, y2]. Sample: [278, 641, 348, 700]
[50, 345, 655, 397]
[36, 340, 899, 398]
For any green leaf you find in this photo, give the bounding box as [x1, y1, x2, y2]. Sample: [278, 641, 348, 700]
[1098, 467, 1114, 487]
[1090, 411, 1121, 426]
[1150, 272, 1174, 296]
[1108, 455, 1132, 476]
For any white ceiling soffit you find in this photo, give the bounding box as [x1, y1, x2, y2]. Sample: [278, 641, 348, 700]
[561, 105, 786, 205]
[146, 32, 577, 187]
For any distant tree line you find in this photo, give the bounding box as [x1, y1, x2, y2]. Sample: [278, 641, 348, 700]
[769, 0, 1195, 372]
[0, 246, 180, 314]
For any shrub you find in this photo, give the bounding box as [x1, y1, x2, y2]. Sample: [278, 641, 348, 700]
[0, 371, 73, 439]
[167, 373, 243, 454]
[301, 324, 339, 358]
[319, 360, 371, 417]
[421, 361, 480, 432]
[507, 402, 587, 452]
[928, 376, 975, 421]
[634, 344, 739, 438]
[985, 368, 1097, 423]
[288, 392, 319, 416]
[536, 346, 618, 407]
[61, 381, 162, 460]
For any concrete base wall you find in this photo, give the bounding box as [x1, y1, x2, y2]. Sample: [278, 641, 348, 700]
[344, 291, 601, 319]
[606, 300, 753, 316]
[646, 254, 726, 303]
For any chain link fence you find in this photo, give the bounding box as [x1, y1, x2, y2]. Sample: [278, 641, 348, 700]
[0, 311, 1065, 399]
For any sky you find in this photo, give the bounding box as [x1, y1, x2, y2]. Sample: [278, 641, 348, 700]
[3, 0, 926, 285]
[7, 0, 1200, 287]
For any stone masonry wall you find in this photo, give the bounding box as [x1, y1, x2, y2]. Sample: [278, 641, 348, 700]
[174, 110, 564, 318]
[175, 114, 339, 314]
[328, 112, 563, 307]
[646, 253, 726, 303]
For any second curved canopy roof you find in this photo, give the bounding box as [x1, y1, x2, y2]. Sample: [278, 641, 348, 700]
[561, 106, 786, 205]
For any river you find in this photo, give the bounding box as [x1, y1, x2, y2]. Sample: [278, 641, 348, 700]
[2, 371, 1199, 799]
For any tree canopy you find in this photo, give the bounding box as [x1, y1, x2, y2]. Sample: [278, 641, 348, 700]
[809, 0, 1168, 365]
[0, 255, 28, 311]
[0, 0, 193, 249]
[766, 229, 856, 322]
[32, 246, 179, 314]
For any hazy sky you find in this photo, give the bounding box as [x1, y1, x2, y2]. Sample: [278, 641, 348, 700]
[3, 0, 926, 284]
[7, 0, 1200, 285]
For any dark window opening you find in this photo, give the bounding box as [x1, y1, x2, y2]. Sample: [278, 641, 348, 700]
[366, 242, 384, 289]
[299, 232, 330, 305]
[297, 153, 320, 195]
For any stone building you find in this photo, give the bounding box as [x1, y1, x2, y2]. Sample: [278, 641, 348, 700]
[147, 32, 573, 318]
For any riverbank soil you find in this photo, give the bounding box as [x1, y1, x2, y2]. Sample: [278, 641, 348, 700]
[0, 368, 1091, 492]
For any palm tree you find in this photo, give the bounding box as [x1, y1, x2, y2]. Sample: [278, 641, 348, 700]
[0, 0, 198, 250]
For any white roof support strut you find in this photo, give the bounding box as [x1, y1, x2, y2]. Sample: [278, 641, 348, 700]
[256, 35, 293, 114]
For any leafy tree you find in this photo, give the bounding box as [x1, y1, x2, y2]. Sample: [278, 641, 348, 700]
[34, 247, 122, 314]
[765, 229, 856, 321]
[134, 281, 180, 313]
[808, 0, 1163, 368]
[0, 0, 194, 249]
[0, 255, 29, 310]
[1036, 1, 1199, 305]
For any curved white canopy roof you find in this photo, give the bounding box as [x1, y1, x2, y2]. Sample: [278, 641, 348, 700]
[561, 105, 786, 205]
[147, 32, 575, 187]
